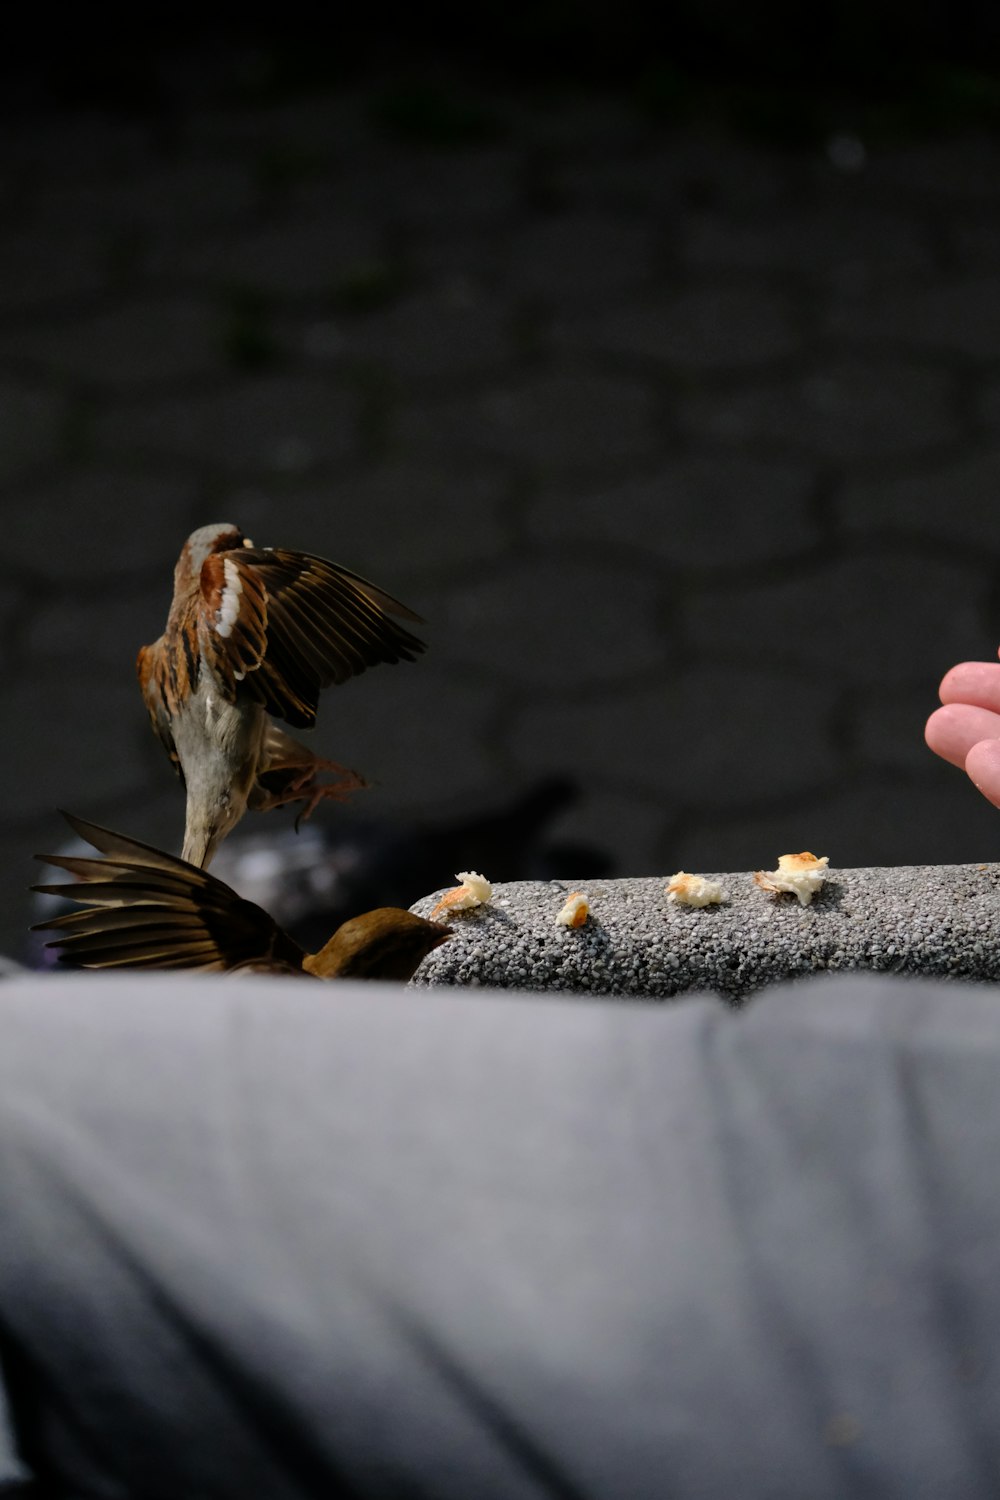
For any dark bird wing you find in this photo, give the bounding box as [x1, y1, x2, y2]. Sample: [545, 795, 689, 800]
[197, 546, 426, 728]
[32, 812, 307, 974]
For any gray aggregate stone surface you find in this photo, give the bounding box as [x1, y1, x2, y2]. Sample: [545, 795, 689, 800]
[411, 863, 1000, 1003]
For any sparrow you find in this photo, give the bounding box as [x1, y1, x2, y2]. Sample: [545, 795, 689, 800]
[137, 523, 425, 868]
[187, 774, 614, 957]
[32, 813, 452, 982]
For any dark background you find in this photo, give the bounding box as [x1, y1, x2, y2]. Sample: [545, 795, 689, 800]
[5, 12, 1000, 961]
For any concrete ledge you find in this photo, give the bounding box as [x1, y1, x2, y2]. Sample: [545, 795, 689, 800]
[410, 863, 1000, 1002]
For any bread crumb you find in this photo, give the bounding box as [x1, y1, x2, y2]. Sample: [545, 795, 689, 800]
[754, 852, 829, 907]
[555, 891, 590, 927]
[666, 872, 727, 907]
[431, 871, 492, 918]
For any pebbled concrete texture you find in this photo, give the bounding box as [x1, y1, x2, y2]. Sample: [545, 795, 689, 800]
[4, 51, 1000, 963]
[410, 862, 1000, 1002]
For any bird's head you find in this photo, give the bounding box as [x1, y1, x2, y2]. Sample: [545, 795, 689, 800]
[177, 524, 252, 590]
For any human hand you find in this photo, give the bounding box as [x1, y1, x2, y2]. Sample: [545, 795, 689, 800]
[925, 661, 1000, 809]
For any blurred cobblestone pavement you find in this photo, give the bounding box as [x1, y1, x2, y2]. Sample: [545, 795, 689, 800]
[4, 59, 1000, 960]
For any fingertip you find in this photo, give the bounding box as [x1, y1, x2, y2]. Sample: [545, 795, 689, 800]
[965, 738, 1000, 811]
[924, 704, 949, 753]
[938, 661, 977, 703]
[924, 702, 972, 767]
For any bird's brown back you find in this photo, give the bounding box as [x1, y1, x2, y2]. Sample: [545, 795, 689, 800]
[305, 908, 452, 982]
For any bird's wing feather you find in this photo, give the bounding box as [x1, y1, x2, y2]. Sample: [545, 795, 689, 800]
[136, 641, 184, 783]
[32, 812, 307, 974]
[197, 547, 426, 728]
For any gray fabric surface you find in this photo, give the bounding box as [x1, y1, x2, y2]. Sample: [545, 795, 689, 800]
[0, 1378, 29, 1492]
[1, 972, 999, 1497]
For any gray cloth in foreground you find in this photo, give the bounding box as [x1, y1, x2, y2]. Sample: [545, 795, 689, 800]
[1, 973, 1000, 1499]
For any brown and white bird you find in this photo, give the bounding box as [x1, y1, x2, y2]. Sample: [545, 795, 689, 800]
[137, 524, 425, 867]
[33, 813, 452, 981]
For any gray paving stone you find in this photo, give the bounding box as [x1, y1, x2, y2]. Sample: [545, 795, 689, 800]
[0, 381, 67, 485]
[507, 667, 841, 803]
[826, 274, 1000, 361]
[0, 297, 229, 388]
[949, 216, 1000, 268]
[0, 583, 24, 674]
[499, 214, 654, 303]
[35, 158, 260, 234]
[94, 375, 363, 474]
[502, 96, 642, 153]
[1, 669, 150, 817]
[680, 553, 989, 687]
[395, 371, 659, 471]
[344, 147, 521, 230]
[5, 470, 196, 578]
[294, 284, 515, 381]
[838, 450, 1000, 551]
[183, 93, 368, 155]
[853, 684, 947, 774]
[226, 462, 514, 579]
[679, 202, 933, 277]
[527, 456, 819, 566]
[514, 785, 675, 877]
[435, 557, 669, 687]
[3, 80, 1000, 943]
[155, 212, 383, 297]
[0, 228, 109, 315]
[305, 666, 507, 812]
[978, 378, 1000, 431]
[4, 116, 151, 179]
[407, 231, 506, 290]
[25, 588, 169, 674]
[554, 284, 800, 369]
[553, 134, 797, 216]
[1, 810, 79, 965]
[863, 135, 1000, 201]
[677, 360, 959, 459]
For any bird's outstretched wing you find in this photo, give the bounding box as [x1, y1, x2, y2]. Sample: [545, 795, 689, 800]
[197, 547, 427, 727]
[32, 812, 307, 974]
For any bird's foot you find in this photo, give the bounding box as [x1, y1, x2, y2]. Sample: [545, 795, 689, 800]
[251, 755, 369, 830]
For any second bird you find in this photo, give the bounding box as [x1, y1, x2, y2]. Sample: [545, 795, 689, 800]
[137, 524, 426, 867]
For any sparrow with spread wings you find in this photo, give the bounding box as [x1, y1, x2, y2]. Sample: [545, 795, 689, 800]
[137, 524, 425, 867]
[33, 814, 452, 982]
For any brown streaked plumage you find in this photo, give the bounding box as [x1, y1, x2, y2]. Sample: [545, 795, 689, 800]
[33, 813, 452, 982]
[137, 523, 425, 867]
